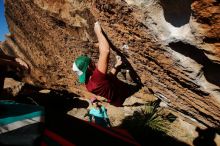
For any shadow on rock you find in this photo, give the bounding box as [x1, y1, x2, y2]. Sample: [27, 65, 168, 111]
[119, 107, 190, 146]
[3, 84, 139, 146]
[193, 127, 217, 146]
[15, 84, 89, 115]
[169, 41, 220, 87]
[160, 0, 192, 27]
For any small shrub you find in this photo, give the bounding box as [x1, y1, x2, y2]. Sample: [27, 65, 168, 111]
[142, 104, 169, 133]
[120, 100, 171, 145]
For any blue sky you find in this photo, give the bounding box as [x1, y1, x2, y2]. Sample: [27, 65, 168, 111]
[0, 0, 9, 41]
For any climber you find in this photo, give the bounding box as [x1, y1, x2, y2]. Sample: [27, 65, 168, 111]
[72, 22, 141, 106]
[0, 49, 29, 95]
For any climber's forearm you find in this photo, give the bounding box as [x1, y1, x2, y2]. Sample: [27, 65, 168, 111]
[95, 25, 110, 74]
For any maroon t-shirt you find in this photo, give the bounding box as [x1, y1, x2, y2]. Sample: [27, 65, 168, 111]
[86, 68, 115, 102]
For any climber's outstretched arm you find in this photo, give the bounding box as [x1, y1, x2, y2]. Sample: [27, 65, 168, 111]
[94, 22, 110, 74]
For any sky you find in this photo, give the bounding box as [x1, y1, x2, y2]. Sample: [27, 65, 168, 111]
[0, 0, 9, 41]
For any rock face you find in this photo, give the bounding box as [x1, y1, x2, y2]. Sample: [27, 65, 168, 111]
[1, 0, 220, 127]
[192, 0, 220, 62]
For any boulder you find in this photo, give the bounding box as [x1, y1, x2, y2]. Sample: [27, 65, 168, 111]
[1, 0, 220, 127]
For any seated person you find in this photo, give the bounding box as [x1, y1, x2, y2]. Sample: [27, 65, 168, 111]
[85, 97, 111, 127]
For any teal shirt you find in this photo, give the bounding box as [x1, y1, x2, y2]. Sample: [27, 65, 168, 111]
[89, 106, 108, 118]
[89, 106, 110, 127]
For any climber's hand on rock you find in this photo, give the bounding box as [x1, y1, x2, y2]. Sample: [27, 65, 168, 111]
[115, 55, 122, 68]
[94, 21, 102, 34]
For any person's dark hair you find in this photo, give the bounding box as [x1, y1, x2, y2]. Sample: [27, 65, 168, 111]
[92, 99, 102, 109]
